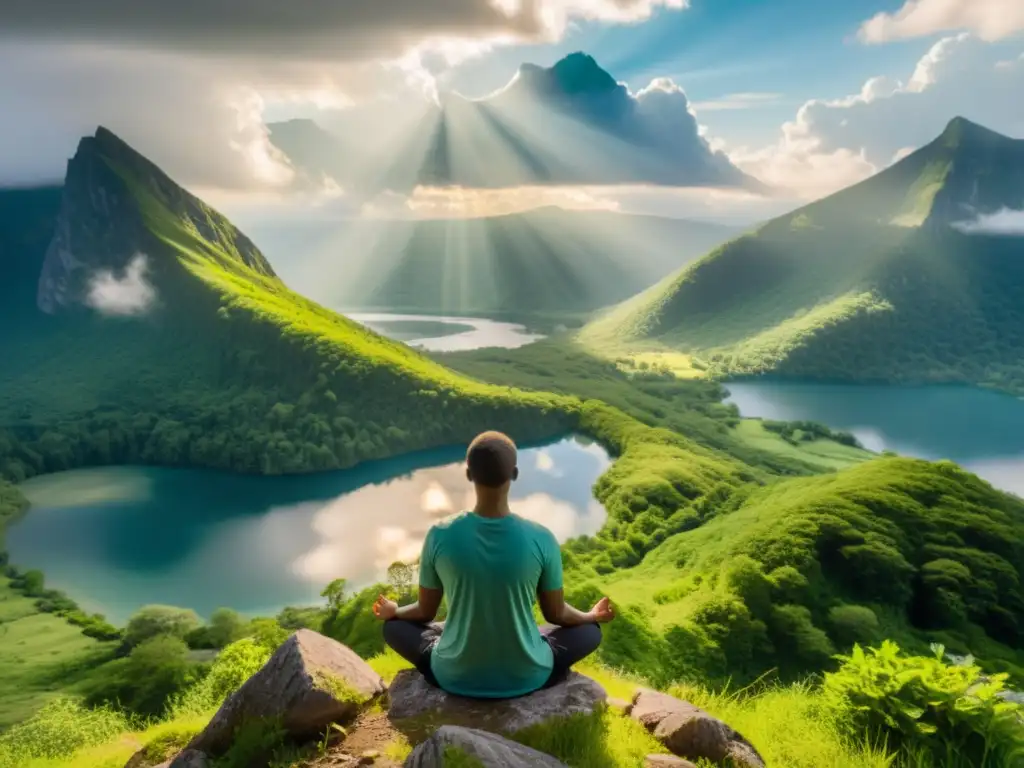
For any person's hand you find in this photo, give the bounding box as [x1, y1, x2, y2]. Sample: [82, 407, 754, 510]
[589, 596, 615, 623]
[372, 594, 397, 621]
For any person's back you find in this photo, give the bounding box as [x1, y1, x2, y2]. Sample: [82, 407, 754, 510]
[373, 430, 615, 698]
[421, 511, 560, 697]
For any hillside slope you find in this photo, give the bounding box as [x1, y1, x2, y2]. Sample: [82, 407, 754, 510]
[583, 117, 1024, 391]
[0, 128, 571, 480]
[241, 206, 739, 317]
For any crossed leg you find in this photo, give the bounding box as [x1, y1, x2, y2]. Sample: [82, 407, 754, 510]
[382, 619, 602, 693]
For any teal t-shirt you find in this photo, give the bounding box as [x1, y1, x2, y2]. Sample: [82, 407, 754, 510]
[419, 512, 563, 698]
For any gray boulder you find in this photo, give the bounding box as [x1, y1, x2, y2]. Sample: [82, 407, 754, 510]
[187, 630, 386, 756]
[628, 689, 765, 768]
[388, 670, 606, 738]
[404, 725, 567, 768]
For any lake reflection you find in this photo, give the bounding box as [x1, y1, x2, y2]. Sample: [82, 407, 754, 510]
[10, 437, 609, 622]
[725, 381, 1024, 497]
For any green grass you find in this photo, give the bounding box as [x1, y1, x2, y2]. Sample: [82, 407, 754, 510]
[669, 680, 893, 768]
[0, 648, 902, 768]
[0, 579, 116, 730]
[441, 338, 846, 478]
[732, 419, 869, 471]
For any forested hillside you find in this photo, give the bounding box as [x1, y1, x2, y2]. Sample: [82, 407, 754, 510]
[583, 118, 1024, 392]
[0, 128, 573, 486]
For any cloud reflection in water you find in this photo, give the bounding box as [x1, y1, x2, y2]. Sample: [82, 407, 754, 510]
[292, 440, 608, 587]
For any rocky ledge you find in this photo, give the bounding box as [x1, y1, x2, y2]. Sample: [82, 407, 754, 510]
[146, 630, 764, 768]
[387, 668, 606, 737]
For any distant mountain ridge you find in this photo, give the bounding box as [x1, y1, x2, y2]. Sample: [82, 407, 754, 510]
[582, 117, 1024, 393]
[240, 205, 742, 317]
[268, 52, 760, 192]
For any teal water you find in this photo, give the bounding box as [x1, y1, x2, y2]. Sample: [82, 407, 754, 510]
[725, 382, 1024, 496]
[9, 436, 609, 623]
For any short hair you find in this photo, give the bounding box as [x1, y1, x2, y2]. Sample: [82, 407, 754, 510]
[466, 431, 518, 488]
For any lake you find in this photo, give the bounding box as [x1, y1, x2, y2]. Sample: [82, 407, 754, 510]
[346, 312, 544, 352]
[726, 381, 1024, 496]
[8, 436, 609, 623]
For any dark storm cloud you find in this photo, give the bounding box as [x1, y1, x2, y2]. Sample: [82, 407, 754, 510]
[0, 0, 540, 56]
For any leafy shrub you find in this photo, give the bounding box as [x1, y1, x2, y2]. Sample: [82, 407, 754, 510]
[0, 698, 128, 767]
[124, 605, 202, 649]
[768, 565, 809, 603]
[84, 635, 203, 717]
[768, 605, 835, 673]
[170, 637, 272, 717]
[823, 641, 1024, 767]
[186, 607, 247, 649]
[277, 605, 325, 631]
[827, 604, 880, 649]
[214, 717, 296, 768]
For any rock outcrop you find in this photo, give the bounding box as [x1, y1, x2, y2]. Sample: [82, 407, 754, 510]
[186, 630, 386, 757]
[628, 689, 765, 768]
[37, 126, 275, 314]
[404, 725, 568, 768]
[387, 670, 606, 737]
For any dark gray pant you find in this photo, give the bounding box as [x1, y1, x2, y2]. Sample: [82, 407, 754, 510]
[382, 620, 602, 694]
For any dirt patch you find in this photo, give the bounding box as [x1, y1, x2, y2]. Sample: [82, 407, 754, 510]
[299, 711, 406, 768]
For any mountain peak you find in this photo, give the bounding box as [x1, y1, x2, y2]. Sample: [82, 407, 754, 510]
[37, 128, 275, 314]
[517, 51, 619, 96]
[939, 116, 1009, 149]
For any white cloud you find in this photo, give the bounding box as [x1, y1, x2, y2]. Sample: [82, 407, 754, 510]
[729, 34, 1024, 200]
[859, 0, 1024, 44]
[0, 43, 298, 189]
[86, 254, 157, 317]
[953, 208, 1024, 234]
[690, 92, 784, 112]
[0, 1, 688, 191]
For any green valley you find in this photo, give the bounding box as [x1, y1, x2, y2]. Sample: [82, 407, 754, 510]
[0, 126, 1022, 768]
[583, 117, 1024, 393]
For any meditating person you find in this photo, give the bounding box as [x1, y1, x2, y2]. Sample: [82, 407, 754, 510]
[372, 430, 614, 698]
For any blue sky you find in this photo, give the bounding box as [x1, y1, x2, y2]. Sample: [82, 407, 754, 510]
[442, 0, 922, 145]
[2, 0, 1023, 222]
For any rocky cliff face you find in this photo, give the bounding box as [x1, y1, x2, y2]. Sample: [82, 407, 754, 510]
[37, 127, 275, 314]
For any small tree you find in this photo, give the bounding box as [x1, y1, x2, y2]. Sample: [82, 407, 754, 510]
[207, 607, 246, 648]
[321, 578, 348, 611]
[387, 561, 414, 601]
[123, 605, 202, 650]
[21, 569, 45, 597]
